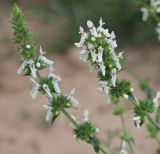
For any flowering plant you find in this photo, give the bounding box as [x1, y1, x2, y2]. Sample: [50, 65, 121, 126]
[12, 3, 160, 154]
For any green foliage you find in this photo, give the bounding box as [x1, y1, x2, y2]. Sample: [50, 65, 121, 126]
[12, 4, 36, 59]
[114, 106, 125, 116]
[157, 148, 160, 154]
[110, 80, 132, 104]
[146, 121, 158, 138]
[49, 95, 72, 123]
[134, 99, 156, 126]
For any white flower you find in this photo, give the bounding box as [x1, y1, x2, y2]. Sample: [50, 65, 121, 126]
[87, 20, 97, 37]
[29, 77, 40, 99]
[90, 49, 97, 62]
[99, 62, 106, 76]
[67, 89, 79, 109]
[38, 46, 54, 65]
[110, 50, 121, 70]
[28, 60, 37, 78]
[79, 50, 89, 62]
[48, 66, 61, 94]
[79, 26, 84, 34]
[88, 43, 94, 50]
[99, 18, 105, 27]
[43, 84, 53, 99]
[140, 7, 148, 21]
[83, 110, 89, 122]
[98, 81, 109, 95]
[120, 141, 128, 154]
[96, 47, 103, 63]
[88, 63, 94, 73]
[39, 46, 46, 55]
[87, 20, 94, 29]
[153, 91, 160, 108]
[75, 35, 86, 48]
[102, 29, 111, 37]
[17, 60, 28, 74]
[111, 68, 117, 87]
[110, 31, 116, 39]
[117, 51, 124, 59]
[43, 103, 53, 121]
[97, 18, 105, 33]
[108, 39, 117, 49]
[17, 60, 37, 78]
[133, 116, 141, 128]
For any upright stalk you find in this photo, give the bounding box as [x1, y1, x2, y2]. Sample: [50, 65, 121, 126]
[120, 115, 134, 154]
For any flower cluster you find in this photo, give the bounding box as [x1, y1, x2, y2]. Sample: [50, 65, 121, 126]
[133, 99, 157, 128]
[75, 18, 132, 104]
[140, 0, 160, 41]
[73, 110, 100, 152]
[12, 4, 79, 124]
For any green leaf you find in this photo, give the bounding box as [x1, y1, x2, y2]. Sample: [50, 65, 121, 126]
[114, 106, 125, 116]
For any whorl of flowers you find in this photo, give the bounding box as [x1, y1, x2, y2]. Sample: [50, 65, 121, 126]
[75, 19, 132, 104]
[140, 0, 160, 41]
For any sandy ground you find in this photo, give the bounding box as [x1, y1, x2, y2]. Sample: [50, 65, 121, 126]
[1, 8, 160, 154]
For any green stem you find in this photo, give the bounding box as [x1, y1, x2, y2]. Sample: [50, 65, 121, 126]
[120, 115, 134, 154]
[147, 114, 160, 130]
[36, 72, 108, 154]
[62, 109, 108, 154]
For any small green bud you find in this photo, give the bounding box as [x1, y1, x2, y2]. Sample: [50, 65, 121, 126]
[36, 62, 41, 68]
[91, 37, 96, 41]
[123, 94, 128, 99]
[55, 111, 59, 115]
[109, 64, 112, 68]
[66, 103, 70, 107]
[96, 128, 99, 133]
[97, 33, 102, 38]
[26, 44, 31, 49]
[130, 88, 134, 92]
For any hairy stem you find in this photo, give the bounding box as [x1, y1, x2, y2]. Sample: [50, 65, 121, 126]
[120, 115, 134, 154]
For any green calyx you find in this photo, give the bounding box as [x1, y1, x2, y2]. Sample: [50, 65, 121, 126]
[74, 121, 100, 153]
[48, 95, 72, 124]
[134, 99, 156, 126]
[74, 121, 98, 142]
[110, 80, 132, 104]
[39, 77, 58, 95]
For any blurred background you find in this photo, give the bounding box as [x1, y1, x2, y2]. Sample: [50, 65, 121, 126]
[0, 0, 160, 154]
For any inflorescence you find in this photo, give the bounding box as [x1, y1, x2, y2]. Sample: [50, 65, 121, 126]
[75, 18, 160, 129]
[12, 3, 160, 154]
[12, 4, 108, 154]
